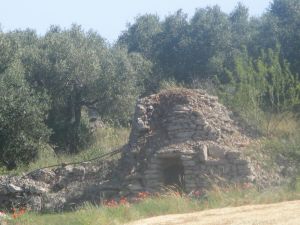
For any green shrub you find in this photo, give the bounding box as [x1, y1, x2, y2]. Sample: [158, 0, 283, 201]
[218, 47, 300, 134]
[0, 62, 50, 169]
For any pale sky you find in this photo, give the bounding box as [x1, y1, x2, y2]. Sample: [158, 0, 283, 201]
[0, 0, 272, 43]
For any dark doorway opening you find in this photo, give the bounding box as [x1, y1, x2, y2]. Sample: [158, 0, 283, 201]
[161, 157, 185, 190]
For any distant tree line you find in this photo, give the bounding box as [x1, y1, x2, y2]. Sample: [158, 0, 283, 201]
[0, 0, 299, 169]
[118, 0, 300, 128]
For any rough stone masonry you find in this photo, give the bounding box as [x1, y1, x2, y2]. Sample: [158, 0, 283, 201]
[116, 88, 259, 195]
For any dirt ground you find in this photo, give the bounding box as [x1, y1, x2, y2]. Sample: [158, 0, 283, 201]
[126, 200, 300, 225]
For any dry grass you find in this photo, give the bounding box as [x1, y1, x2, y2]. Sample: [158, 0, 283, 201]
[7, 125, 130, 175]
[262, 112, 299, 138]
[7, 181, 300, 225]
[127, 200, 300, 225]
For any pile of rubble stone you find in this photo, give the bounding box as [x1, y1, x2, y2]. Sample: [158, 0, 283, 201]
[0, 161, 117, 212]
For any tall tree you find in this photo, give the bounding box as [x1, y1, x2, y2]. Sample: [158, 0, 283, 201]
[229, 3, 252, 50]
[154, 10, 191, 82]
[0, 32, 17, 73]
[189, 6, 232, 79]
[118, 14, 162, 59]
[269, 0, 300, 75]
[22, 25, 151, 153]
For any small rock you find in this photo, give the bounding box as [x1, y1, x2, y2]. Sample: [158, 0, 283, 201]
[136, 118, 149, 131]
[198, 144, 208, 162]
[30, 169, 55, 184]
[26, 185, 48, 194]
[7, 184, 23, 193]
[136, 104, 146, 115]
[208, 144, 226, 158]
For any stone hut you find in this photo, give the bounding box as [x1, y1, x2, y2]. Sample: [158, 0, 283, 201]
[118, 88, 255, 194]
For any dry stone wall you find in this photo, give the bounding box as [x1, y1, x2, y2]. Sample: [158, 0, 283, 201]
[118, 88, 257, 194]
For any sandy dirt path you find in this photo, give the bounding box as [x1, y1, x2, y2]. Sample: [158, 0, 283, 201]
[126, 200, 300, 225]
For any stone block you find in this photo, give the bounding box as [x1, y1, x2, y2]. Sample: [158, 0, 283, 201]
[72, 166, 86, 177]
[181, 155, 193, 160]
[30, 169, 56, 184]
[27, 196, 42, 211]
[238, 169, 251, 176]
[237, 164, 251, 175]
[237, 164, 248, 171]
[234, 159, 248, 165]
[147, 182, 163, 188]
[198, 144, 208, 162]
[219, 164, 230, 174]
[136, 117, 149, 131]
[226, 151, 241, 160]
[182, 160, 196, 166]
[147, 164, 161, 170]
[174, 131, 195, 139]
[145, 169, 158, 174]
[136, 104, 146, 116]
[128, 183, 143, 191]
[230, 164, 237, 172]
[184, 169, 195, 173]
[200, 165, 206, 170]
[0, 184, 8, 194]
[145, 174, 161, 180]
[145, 187, 159, 193]
[173, 105, 190, 111]
[184, 176, 195, 181]
[208, 144, 226, 158]
[191, 111, 202, 117]
[167, 124, 184, 131]
[157, 152, 181, 158]
[7, 184, 22, 193]
[25, 185, 48, 194]
[205, 159, 227, 166]
[124, 174, 143, 181]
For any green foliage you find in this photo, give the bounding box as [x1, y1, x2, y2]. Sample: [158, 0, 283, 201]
[0, 62, 50, 169]
[153, 10, 190, 82]
[118, 14, 162, 59]
[270, 0, 300, 75]
[118, 0, 300, 98]
[263, 136, 300, 166]
[259, 114, 300, 165]
[189, 6, 232, 79]
[229, 3, 251, 49]
[158, 78, 184, 91]
[259, 48, 300, 112]
[0, 32, 18, 73]
[219, 49, 265, 129]
[94, 47, 152, 125]
[118, 4, 252, 84]
[218, 47, 300, 131]
[10, 125, 129, 174]
[17, 25, 151, 153]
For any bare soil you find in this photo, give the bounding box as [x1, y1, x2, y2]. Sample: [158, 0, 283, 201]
[126, 200, 300, 225]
